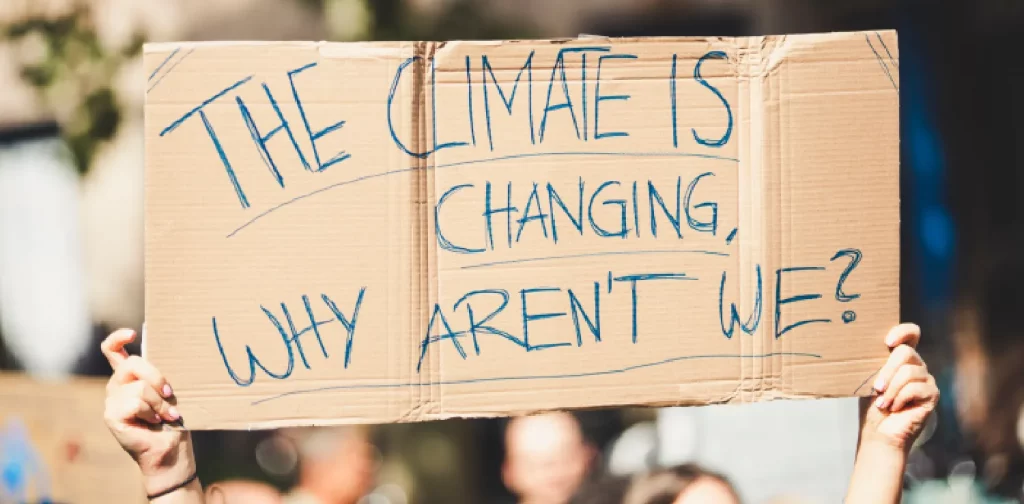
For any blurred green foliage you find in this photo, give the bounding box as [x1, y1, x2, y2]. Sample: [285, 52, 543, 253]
[0, 0, 531, 178]
[3, 8, 142, 176]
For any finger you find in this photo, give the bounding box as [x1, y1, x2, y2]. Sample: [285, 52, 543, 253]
[122, 381, 180, 423]
[884, 323, 921, 349]
[109, 356, 173, 399]
[872, 344, 924, 394]
[890, 379, 939, 413]
[875, 364, 929, 410]
[107, 394, 160, 425]
[100, 328, 136, 368]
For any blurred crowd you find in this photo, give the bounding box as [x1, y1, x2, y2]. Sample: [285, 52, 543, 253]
[202, 412, 747, 504]
[0, 0, 1022, 503]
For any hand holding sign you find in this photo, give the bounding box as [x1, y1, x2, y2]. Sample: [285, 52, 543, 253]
[846, 323, 938, 504]
[864, 323, 938, 449]
[101, 329, 200, 500]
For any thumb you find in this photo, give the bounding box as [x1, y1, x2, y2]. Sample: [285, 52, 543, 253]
[101, 329, 135, 368]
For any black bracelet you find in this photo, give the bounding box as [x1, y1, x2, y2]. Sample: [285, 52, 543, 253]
[147, 471, 198, 500]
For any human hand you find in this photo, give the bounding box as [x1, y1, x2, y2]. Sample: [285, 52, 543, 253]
[862, 323, 940, 451]
[101, 328, 196, 496]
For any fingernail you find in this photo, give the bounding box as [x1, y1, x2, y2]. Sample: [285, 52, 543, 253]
[162, 384, 173, 398]
[873, 377, 885, 392]
[885, 329, 898, 347]
[168, 407, 180, 421]
[875, 396, 888, 410]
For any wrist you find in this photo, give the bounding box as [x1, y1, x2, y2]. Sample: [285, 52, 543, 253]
[149, 472, 201, 503]
[859, 428, 912, 455]
[150, 477, 203, 504]
[856, 435, 909, 476]
[140, 434, 197, 496]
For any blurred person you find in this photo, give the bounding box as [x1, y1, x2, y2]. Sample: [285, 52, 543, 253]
[569, 471, 810, 504]
[281, 426, 376, 504]
[101, 324, 935, 504]
[622, 464, 739, 504]
[205, 480, 282, 504]
[503, 411, 596, 504]
[953, 255, 1024, 495]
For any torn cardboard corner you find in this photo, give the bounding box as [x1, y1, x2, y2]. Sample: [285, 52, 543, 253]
[144, 30, 900, 430]
[0, 374, 146, 503]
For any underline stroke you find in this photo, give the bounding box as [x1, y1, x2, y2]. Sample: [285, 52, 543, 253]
[251, 350, 821, 405]
[226, 150, 739, 238]
[461, 249, 729, 270]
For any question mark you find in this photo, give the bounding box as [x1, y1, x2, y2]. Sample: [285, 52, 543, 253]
[830, 248, 863, 323]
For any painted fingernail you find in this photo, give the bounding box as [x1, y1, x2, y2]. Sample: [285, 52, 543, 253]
[168, 407, 180, 421]
[885, 329, 898, 347]
[162, 384, 173, 398]
[875, 396, 888, 410]
[873, 377, 885, 392]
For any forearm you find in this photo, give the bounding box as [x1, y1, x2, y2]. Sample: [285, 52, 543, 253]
[845, 440, 907, 504]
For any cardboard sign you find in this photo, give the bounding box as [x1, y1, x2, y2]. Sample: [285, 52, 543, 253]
[144, 31, 900, 430]
[0, 374, 146, 503]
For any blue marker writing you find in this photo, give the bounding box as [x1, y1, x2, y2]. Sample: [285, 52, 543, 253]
[684, 172, 717, 234]
[235, 83, 313, 187]
[612, 272, 697, 343]
[539, 47, 610, 143]
[160, 75, 253, 208]
[648, 178, 682, 239]
[214, 289, 366, 386]
[418, 303, 467, 371]
[388, 56, 430, 158]
[588, 181, 629, 238]
[453, 289, 526, 355]
[288, 63, 350, 170]
[692, 51, 733, 147]
[547, 178, 585, 244]
[774, 267, 830, 339]
[321, 289, 367, 369]
[594, 53, 637, 140]
[718, 265, 762, 338]
[520, 287, 573, 351]
[482, 51, 536, 150]
[431, 58, 470, 154]
[568, 282, 601, 345]
[516, 182, 550, 242]
[483, 182, 518, 250]
[437, 184, 485, 254]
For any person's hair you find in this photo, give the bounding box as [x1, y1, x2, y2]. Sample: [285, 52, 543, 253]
[284, 425, 369, 460]
[569, 475, 631, 504]
[623, 464, 738, 504]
